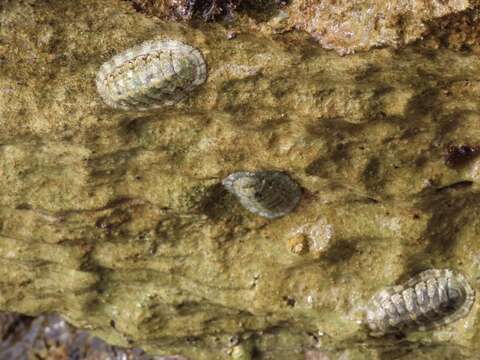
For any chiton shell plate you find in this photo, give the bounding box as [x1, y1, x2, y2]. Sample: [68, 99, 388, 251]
[222, 171, 301, 219]
[365, 269, 475, 335]
[96, 40, 207, 110]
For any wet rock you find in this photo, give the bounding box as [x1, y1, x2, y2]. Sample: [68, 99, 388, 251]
[127, 1, 480, 54]
[0, 312, 184, 360]
[128, 0, 243, 21]
[1, 0, 480, 359]
[283, 0, 477, 54]
[422, 4, 480, 53]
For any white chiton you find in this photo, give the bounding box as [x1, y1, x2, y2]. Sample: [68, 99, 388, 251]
[96, 40, 207, 110]
[222, 171, 301, 219]
[365, 269, 475, 335]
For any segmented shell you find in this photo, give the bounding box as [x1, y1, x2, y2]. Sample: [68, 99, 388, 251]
[96, 40, 207, 110]
[222, 171, 301, 219]
[365, 269, 475, 335]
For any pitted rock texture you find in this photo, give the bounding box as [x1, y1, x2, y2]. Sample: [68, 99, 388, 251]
[126, 0, 480, 54]
[1, 0, 480, 359]
[422, 4, 480, 54]
[284, 0, 479, 54]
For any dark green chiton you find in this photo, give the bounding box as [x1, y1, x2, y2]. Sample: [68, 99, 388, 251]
[222, 171, 301, 219]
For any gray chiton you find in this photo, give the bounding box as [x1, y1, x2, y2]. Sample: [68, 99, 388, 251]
[222, 171, 301, 219]
[365, 269, 475, 335]
[96, 40, 207, 110]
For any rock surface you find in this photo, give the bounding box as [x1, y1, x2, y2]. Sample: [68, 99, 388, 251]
[284, 0, 480, 54]
[0, 311, 183, 360]
[1, 0, 480, 359]
[125, 0, 480, 54]
[129, 0, 243, 21]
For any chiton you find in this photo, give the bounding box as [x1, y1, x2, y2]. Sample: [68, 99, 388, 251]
[96, 40, 207, 110]
[365, 269, 475, 335]
[222, 171, 301, 219]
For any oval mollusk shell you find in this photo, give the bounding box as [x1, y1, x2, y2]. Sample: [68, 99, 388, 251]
[96, 40, 207, 110]
[222, 171, 302, 219]
[365, 269, 475, 335]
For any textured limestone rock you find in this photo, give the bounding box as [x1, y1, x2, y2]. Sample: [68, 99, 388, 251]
[1, 0, 480, 359]
[126, 0, 480, 54]
[283, 0, 480, 54]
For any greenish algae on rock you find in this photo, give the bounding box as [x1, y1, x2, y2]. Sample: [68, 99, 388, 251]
[1, 0, 480, 359]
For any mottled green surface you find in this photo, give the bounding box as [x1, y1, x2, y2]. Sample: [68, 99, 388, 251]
[1, 0, 480, 359]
